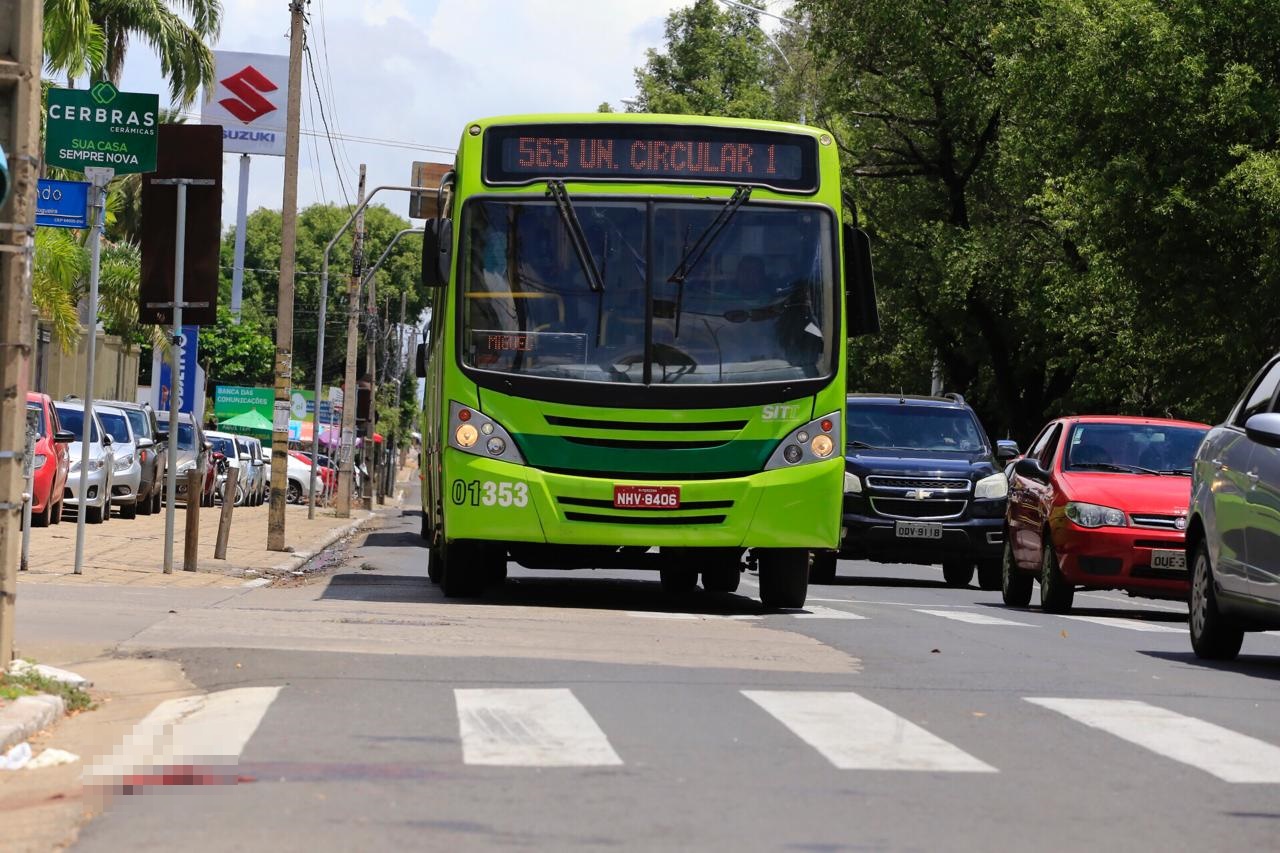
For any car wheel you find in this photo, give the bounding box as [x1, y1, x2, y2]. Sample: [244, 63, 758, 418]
[942, 559, 974, 588]
[32, 497, 51, 528]
[977, 557, 1002, 591]
[1001, 540, 1033, 606]
[51, 499, 63, 524]
[120, 500, 137, 520]
[758, 549, 810, 609]
[1190, 540, 1244, 661]
[137, 490, 152, 515]
[809, 551, 838, 584]
[1039, 538, 1074, 613]
[286, 480, 303, 504]
[86, 503, 103, 524]
[441, 541, 485, 598]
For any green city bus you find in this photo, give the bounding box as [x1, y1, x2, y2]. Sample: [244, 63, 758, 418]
[416, 113, 877, 607]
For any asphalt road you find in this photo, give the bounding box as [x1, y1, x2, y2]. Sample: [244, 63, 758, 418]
[71, 493, 1280, 852]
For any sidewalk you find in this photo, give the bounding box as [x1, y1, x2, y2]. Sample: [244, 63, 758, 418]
[18, 499, 380, 589]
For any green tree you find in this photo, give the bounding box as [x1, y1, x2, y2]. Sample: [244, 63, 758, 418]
[32, 228, 87, 350]
[198, 305, 276, 387]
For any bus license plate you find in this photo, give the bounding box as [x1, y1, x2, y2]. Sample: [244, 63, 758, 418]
[896, 521, 943, 540]
[614, 485, 680, 510]
[1151, 549, 1187, 571]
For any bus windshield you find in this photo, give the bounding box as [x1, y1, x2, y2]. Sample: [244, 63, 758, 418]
[461, 198, 835, 386]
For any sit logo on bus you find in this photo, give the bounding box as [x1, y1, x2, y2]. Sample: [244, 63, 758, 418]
[761, 404, 803, 421]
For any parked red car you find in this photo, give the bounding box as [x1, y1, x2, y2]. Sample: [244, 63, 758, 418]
[25, 392, 73, 526]
[1002, 415, 1210, 612]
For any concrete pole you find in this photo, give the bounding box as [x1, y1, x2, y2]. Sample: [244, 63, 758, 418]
[162, 183, 188, 574]
[335, 164, 366, 518]
[267, 0, 306, 551]
[75, 169, 112, 576]
[0, 0, 41, 667]
[230, 153, 251, 323]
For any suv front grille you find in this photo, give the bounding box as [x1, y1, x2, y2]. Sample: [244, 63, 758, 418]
[866, 476, 970, 493]
[869, 497, 968, 520]
[1130, 514, 1185, 531]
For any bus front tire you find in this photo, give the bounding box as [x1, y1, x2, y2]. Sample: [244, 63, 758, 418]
[441, 541, 485, 598]
[758, 549, 809, 610]
[701, 549, 743, 593]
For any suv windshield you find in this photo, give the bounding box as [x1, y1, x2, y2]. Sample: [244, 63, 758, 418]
[1065, 422, 1208, 474]
[98, 411, 131, 445]
[159, 419, 196, 450]
[461, 198, 835, 386]
[123, 409, 151, 440]
[55, 406, 99, 442]
[209, 436, 236, 457]
[847, 403, 988, 453]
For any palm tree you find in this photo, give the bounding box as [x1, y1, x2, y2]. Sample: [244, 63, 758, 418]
[43, 0, 104, 83]
[94, 0, 223, 108]
[32, 228, 88, 351]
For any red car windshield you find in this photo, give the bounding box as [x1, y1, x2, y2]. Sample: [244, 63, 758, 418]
[1064, 423, 1208, 475]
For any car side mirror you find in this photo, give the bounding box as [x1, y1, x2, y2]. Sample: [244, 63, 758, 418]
[996, 440, 1020, 463]
[240, 453, 252, 461]
[1245, 413, 1280, 449]
[103, 433, 113, 447]
[138, 437, 155, 449]
[155, 431, 168, 442]
[1013, 457, 1049, 483]
[54, 430, 75, 444]
[842, 224, 880, 336]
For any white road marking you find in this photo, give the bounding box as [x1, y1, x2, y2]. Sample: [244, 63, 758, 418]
[455, 688, 622, 767]
[241, 578, 271, 589]
[1026, 698, 1280, 783]
[914, 609, 1034, 627]
[787, 605, 866, 620]
[1076, 592, 1187, 613]
[1058, 615, 1185, 633]
[626, 611, 700, 620]
[85, 687, 282, 782]
[743, 690, 996, 773]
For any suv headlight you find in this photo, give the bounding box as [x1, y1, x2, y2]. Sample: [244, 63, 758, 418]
[974, 472, 1007, 500]
[1065, 501, 1126, 528]
[844, 472, 863, 494]
[764, 412, 842, 470]
[70, 457, 103, 473]
[113, 453, 134, 472]
[448, 401, 525, 464]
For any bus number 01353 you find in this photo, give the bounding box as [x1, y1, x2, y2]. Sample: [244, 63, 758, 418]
[451, 479, 529, 508]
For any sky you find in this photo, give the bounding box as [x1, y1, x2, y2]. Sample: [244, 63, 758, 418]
[114, 0, 697, 230]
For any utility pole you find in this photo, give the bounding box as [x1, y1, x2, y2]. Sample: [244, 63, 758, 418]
[390, 289, 407, 491]
[335, 164, 366, 518]
[267, 0, 306, 551]
[364, 227, 379, 510]
[0, 0, 42, 666]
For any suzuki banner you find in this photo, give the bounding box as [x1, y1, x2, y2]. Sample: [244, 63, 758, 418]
[202, 51, 288, 156]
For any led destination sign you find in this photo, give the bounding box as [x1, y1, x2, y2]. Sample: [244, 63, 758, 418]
[484, 124, 817, 192]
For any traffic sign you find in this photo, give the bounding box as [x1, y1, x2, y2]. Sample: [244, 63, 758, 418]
[45, 82, 159, 173]
[34, 179, 90, 228]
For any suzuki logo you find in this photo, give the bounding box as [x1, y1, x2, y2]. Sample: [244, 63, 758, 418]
[218, 65, 279, 123]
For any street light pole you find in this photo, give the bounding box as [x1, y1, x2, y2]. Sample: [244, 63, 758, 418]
[714, 0, 806, 125]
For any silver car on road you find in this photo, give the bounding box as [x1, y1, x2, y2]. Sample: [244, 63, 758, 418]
[53, 400, 115, 524]
[96, 403, 142, 519]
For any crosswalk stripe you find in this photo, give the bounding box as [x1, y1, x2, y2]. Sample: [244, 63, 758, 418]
[1058, 615, 1185, 633]
[914, 609, 1034, 626]
[85, 687, 282, 784]
[1026, 698, 1280, 783]
[789, 605, 866, 620]
[743, 690, 996, 773]
[455, 688, 623, 767]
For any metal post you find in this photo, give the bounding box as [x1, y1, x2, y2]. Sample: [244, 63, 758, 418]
[162, 182, 188, 574]
[268, 0, 307, 551]
[20, 419, 34, 571]
[230, 153, 251, 323]
[73, 168, 112, 576]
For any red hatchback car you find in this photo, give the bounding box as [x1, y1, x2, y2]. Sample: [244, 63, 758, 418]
[1002, 416, 1210, 612]
[25, 392, 73, 527]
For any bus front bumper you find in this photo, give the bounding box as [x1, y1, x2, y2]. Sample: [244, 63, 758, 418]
[442, 449, 842, 550]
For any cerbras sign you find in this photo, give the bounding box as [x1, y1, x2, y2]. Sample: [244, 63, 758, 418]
[201, 51, 289, 157]
[45, 83, 158, 173]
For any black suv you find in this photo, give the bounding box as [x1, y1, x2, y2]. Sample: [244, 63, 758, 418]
[813, 394, 1018, 589]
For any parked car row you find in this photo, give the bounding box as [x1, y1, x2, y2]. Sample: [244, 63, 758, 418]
[828, 351, 1280, 662]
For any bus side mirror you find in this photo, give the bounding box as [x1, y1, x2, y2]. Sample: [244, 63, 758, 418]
[415, 341, 427, 378]
[843, 224, 880, 336]
[421, 218, 452, 288]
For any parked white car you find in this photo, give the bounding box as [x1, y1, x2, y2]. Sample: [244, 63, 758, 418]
[53, 400, 115, 524]
[96, 403, 142, 519]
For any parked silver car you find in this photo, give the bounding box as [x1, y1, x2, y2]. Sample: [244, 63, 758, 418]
[1187, 352, 1280, 659]
[156, 411, 212, 506]
[206, 431, 248, 505]
[53, 400, 115, 524]
[234, 434, 265, 506]
[103, 400, 164, 515]
[96, 403, 142, 519]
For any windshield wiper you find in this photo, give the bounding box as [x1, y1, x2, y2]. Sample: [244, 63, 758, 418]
[1071, 461, 1160, 474]
[848, 440, 879, 449]
[667, 186, 752, 337]
[1158, 468, 1192, 476]
[546, 180, 604, 293]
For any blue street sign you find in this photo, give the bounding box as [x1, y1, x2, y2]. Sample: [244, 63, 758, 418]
[158, 326, 200, 414]
[34, 179, 90, 229]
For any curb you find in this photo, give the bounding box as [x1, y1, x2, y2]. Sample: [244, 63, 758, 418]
[268, 510, 378, 575]
[0, 694, 66, 753]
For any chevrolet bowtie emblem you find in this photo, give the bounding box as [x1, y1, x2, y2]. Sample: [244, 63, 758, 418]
[908, 489, 933, 500]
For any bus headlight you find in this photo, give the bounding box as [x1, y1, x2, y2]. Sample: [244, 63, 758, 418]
[448, 401, 525, 465]
[764, 412, 842, 470]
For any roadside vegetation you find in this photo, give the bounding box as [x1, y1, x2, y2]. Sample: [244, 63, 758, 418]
[0, 666, 95, 713]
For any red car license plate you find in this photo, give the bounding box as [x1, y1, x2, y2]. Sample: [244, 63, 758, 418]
[613, 485, 681, 510]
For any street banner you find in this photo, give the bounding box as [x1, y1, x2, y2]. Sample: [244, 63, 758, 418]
[34, 179, 90, 228]
[214, 385, 274, 423]
[202, 51, 289, 156]
[157, 326, 199, 414]
[45, 83, 158, 173]
[290, 389, 340, 424]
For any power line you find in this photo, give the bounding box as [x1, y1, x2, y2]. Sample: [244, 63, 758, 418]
[314, 0, 359, 178]
[175, 110, 456, 156]
[303, 38, 351, 207]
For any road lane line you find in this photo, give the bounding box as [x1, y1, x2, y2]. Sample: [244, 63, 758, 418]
[85, 687, 282, 785]
[743, 690, 996, 773]
[1076, 592, 1187, 613]
[1058, 615, 1185, 633]
[787, 605, 866, 620]
[1026, 698, 1280, 783]
[914, 609, 1034, 626]
[625, 611, 701, 620]
[455, 688, 622, 767]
